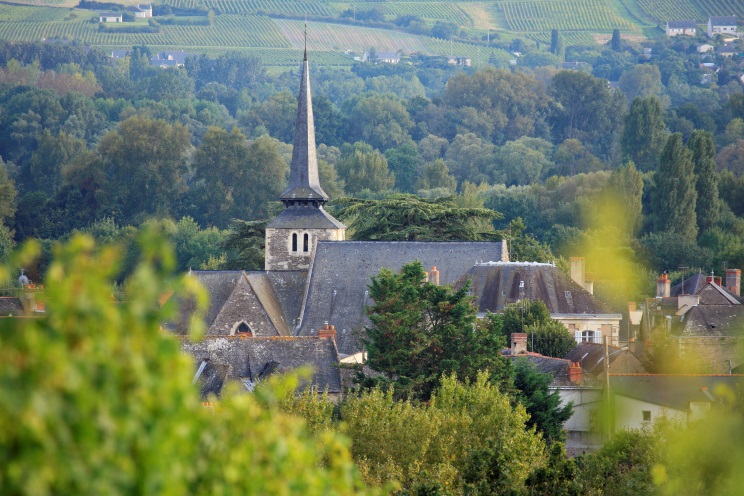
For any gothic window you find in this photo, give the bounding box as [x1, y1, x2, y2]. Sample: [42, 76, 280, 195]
[291, 233, 298, 253]
[303, 233, 309, 252]
[233, 321, 253, 336]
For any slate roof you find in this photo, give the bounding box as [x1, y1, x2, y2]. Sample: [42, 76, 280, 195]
[508, 354, 574, 387]
[457, 261, 613, 315]
[668, 20, 697, 29]
[297, 240, 508, 354]
[678, 305, 744, 337]
[565, 342, 646, 376]
[266, 205, 345, 229]
[671, 273, 740, 302]
[280, 51, 328, 202]
[182, 336, 342, 395]
[710, 16, 737, 26]
[609, 374, 744, 411]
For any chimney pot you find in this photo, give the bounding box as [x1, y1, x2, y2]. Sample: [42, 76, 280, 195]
[656, 273, 671, 298]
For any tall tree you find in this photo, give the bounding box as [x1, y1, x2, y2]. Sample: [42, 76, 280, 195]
[335, 148, 395, 194]
[514, 360, 574, 443]
[361, 260, 511, 401]
[606, 160, 644, 235]
[549, 70, 626, 158]
[611, 28, 622, 51]
[687, 130, 720, 234]
[654, 133, 698, 240]
[97, 115, 191, 223]
[621, 96, 667, 172]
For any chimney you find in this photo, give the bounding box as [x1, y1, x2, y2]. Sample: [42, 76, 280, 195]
[726, 269, 741, 296]
[705, 272, 723, 286]
[656, 273, 671, 298]
[569, 362, 583, 384]
[628, 301, 637, 312]
[511, 333, 527, 355]
[318, 324, 336, 341]
[570, 257, 585, 287]
[430, 266, 440, 286]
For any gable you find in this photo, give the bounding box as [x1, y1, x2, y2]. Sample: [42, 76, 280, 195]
[208, 273, 284, 337]
[698, 284, 739, 305]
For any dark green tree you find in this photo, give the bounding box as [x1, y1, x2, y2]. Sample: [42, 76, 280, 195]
[361, 260, 512, 401]
[502, 299, 551, 339]
[525, 320, 577, 358]
[549, 70, 626, 158]
[550, 29, 559, 54]
[611, 28, 622, 51]
[621, 96, 667, 172]
[687, 130, 720, 234]
[330, 194, 500, 241]
[526, 442, 580, 495]
[384, 143, 419, 193]
[653, 133, 698, 240]
[514, 360, 573, 443]
[219, 218, 267, 270]
[606, 160, 644, 235]
[550, 30, 566, 60]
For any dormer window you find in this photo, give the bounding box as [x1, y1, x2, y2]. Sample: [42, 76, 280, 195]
[232, 321, 253, 336]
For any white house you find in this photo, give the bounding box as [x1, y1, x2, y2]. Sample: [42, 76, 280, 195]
[99, 12, 122, 22]
[130, 4, 153, 18]
[708, 16, 737, 38]
[666, 20, 697, 37]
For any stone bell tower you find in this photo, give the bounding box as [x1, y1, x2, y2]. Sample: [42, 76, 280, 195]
[264, 43, 345, 271]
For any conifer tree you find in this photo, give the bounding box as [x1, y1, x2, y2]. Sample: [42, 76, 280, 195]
[654, 133, 698, 240]
[621, 96, 667, 172]
[611, 29, 622, 51]
[687, 130, 720, 234]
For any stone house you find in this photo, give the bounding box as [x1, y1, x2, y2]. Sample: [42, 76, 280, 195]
[708, 16, 738, 38]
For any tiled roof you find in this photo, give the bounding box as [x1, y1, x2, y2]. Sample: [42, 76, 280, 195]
[679, 305, 744, 337]
[564, 342, 646, 376]
[667, 20, 697, 29]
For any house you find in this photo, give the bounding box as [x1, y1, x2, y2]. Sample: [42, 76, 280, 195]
[376, 51, 401, 64]
[641, 270, 743, 373]
[698, 43, 715, 53]
[150, 51, 195, 68]
[99, 12, 122, 22]
[708, 16, 738, 38]
[609, 375, 744, 431]
[110, 49, 131, 59]
[561, 61, 589, 70]
[717, 45, 738, 57]
[175, 48, 513, 393]
[448, 57, 471, 67]
[666, 20, 697, 37]
[565, 342, 646, 378]
[129, 4, 152, 18]
[455, 257, 623, 346]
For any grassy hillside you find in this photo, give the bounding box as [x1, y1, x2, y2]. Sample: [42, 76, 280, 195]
[1, 0, 743, 67]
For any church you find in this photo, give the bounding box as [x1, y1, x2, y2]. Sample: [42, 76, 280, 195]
[179, 49, 617, 396]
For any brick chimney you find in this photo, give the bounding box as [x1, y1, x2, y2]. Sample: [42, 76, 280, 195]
[511, 333, 527, 355]
[569, 362, 583, 384]
[430, 266, 440, 286]
[318, 323, 336, 341]
[725, 269, 741, 296]
[705, 273, 723, 286]
[657, 273, 670, 298]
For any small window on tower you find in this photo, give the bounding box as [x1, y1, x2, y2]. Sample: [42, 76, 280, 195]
[292, 233, 298, 253]
[303, 233, 309, 252]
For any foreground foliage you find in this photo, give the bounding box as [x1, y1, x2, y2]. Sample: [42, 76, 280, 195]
[0, 230, 374, 495]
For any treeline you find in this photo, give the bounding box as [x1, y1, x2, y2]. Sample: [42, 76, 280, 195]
[0, 36, 743, 281]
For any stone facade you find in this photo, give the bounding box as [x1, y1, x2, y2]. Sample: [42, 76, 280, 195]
[265, 226, 345, 271]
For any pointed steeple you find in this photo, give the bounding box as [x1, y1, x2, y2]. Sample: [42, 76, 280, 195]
[279, 39, 328, 205]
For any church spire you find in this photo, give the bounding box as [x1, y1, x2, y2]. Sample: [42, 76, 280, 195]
[279, 36, 328, 205]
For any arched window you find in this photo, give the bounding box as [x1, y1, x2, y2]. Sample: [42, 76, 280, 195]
[291, 233, 298, 253]
[303, 233, 309, 252]
[233, 321, 253, 336]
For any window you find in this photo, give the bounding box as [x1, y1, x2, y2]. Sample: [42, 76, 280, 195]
[303, 233, 309, 252]
[642, 410, 651, 422]
[291, 233, 298, 253]
[578, 330, 600, 343]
